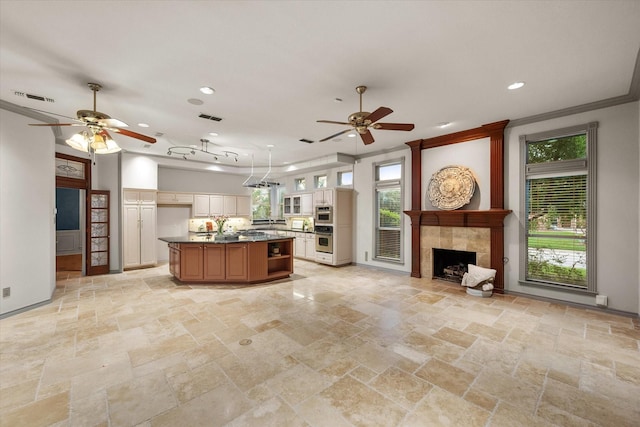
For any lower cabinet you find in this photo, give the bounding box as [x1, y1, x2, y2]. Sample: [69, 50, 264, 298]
[170, 239, 293, 283]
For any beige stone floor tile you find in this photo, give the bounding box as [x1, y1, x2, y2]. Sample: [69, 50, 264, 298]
[127, 333, 197, 367]
[1, 391, 69, 427]
[370, 366, 432, 409]
[166, 361, 228, 404]
[433, 325, 478, 348]
[474, 369, 541, 413]
[69, 390, 108, 427]
[265, 363, 332, 406]
[225, 396, 308, 427]
[294, 394, 354, 427]
[490, 401, 562, 427]
[415, 358, 475, 397]
[320, 376, 406, 427]
[463, 386, 498, 412]
[402, 387, 490, 427]
[0, 378, 38, 412]
[150, 382, 251, 427]
[107, 371, 177, 427]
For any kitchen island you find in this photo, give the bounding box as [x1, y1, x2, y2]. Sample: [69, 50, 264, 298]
[159, 234, 294, 284]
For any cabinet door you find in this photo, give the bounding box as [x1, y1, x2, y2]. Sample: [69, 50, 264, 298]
[294, 233, 306, 258]
[139, 191, 157, 204]
[203, 244, 225, 280]
[223, 195, 236, 215]
[236, 196, 251, 216]
[139, 205, 156, 265]
[210, 195, 224, 216]
[123, 190, 141, 204]
[323, 189, 333, 206]
[122, 205, 141, 268]
[175, 193, 194, 204]
[157, 192, 176, 204]
[283, 196, 292, 215]
[292, 196, 301, 214]
[226, 243, 248, 280]
[305, 236, 316, 260]
[181, 245, 203, 281]
[301, 193, 313, 215]
[193, 195, 211, 217]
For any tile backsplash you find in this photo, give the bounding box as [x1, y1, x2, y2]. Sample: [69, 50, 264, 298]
[188, 217, 251, 233]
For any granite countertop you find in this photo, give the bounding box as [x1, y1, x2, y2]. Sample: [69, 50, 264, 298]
[159, 234, 295, 244]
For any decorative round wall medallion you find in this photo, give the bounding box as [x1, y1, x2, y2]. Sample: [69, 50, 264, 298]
[427, 166, 476, 210]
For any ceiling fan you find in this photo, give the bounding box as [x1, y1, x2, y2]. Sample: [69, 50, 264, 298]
[317, 85, 414, 145]
[28, 82, 156, 144]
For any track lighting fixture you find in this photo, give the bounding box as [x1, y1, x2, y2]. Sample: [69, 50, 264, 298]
[166, 139, 239, 163]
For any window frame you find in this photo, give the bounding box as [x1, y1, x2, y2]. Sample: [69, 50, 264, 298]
[519, 122, 597, 294]
[337, 170, 353, 187]
[294, 177, 306, 191]
[373, 159, 404, 264]
[314, 174, 327, 189]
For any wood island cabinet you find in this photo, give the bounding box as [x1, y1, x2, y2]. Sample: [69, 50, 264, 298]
[164, 238, 293, 284]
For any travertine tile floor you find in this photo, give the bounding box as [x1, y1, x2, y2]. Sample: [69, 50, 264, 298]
[1, 260, 639, 427]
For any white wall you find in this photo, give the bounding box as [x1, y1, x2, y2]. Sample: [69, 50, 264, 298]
[96, 154, 122, 272]
[122, 153, 158, 190]
[422, 138, 491, 210]
[504, 101, 640, 313]
[158, 167, 251, 195]
[352, 149, 412, 273]
[0, 107, 56, 316]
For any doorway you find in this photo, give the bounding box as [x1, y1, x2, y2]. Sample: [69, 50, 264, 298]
[56, 187, 85, 273]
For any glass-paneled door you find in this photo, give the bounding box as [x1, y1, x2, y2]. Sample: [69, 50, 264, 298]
[87, 190, 110, 275]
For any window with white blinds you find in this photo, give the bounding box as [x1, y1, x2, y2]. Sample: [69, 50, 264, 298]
[521, 123, 597, 293]
[374, 161, 403, 263]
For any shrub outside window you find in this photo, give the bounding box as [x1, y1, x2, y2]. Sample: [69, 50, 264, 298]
[520, 122, 597, 293]
[374, 161, 403, 263]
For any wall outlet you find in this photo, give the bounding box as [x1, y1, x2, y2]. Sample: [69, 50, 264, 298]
[2, 287, 10, 298]
[595, 295, 608, 307]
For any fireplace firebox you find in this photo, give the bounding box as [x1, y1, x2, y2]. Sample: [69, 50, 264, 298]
[433, 248, 476, 283]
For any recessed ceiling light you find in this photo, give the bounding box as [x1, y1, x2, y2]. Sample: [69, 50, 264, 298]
[508, 81, 525, 90]
[187, 98, 204, 105]
[138, 123, 149, 128]
[208, 132, 219, 137]
[267, 144, 274, 148]
[437, 122, 451, 128]
[347, 133, 356, 138]
[199, 86, 215, 95]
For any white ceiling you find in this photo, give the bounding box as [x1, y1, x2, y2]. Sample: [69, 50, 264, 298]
[1, 1, 639, 170]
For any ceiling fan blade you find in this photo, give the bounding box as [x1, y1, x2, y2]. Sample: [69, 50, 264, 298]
[110, 128, 157, 143]
[373, 122, 415, 131]
[29, 123, 78, 127]
[317, 120, 351, 125]
[319, 129, 351, 142]
[98, 118, 128, 128]
[360, 130, 375, 145]
[365, 106, 393, 124]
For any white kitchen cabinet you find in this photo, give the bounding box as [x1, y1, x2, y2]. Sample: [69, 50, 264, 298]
[236, 195, 251, 216]
[193, 194, 223, 217]
[284, 193, 312, 216]
[123, 203, 156, 268]
[313, 189, 333, 206]
[123, 189, 156, 204]
[305, 233, 316, 260]
[157, 192, 193, 205]
[294, 232, 306, 258]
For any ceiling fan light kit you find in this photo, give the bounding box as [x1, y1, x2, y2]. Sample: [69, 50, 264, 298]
[317, 85, 415, 145]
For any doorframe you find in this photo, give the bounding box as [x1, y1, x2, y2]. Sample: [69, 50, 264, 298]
[55, 152, 92, 274]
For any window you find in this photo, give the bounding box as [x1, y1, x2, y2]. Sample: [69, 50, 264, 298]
[314, 175, 327, 189]
[251, 188, 271, 220]
[294, 178, 306, 191]
[520, 122, 597, 293]
[338, 171, 353, 186]
[374, 161, 403, 263]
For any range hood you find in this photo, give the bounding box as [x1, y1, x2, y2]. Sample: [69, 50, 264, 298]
[243, 151, 280, 188]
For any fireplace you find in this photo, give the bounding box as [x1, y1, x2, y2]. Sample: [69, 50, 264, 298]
[433, 248, 476, 283]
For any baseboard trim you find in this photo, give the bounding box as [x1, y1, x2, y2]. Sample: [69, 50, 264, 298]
[0, 297, 53, 319]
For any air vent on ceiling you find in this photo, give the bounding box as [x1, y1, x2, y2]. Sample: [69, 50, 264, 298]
[154, 132, 164, 137]
[13, 90, 55, 103]
[299, 138, 314, 144]
[198, 113, 222, 122]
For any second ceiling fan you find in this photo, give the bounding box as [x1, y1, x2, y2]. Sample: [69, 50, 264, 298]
[317, 85, 414, 145]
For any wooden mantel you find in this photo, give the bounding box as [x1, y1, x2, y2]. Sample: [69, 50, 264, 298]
[403, 120, 511, 291]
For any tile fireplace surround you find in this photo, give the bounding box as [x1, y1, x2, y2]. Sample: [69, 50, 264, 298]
[421, 226, 490, 282]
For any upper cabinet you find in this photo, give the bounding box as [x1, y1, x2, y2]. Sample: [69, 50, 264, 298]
[157, 192, 194, 205]
[193, 194, 223, 217]
[123, 189, 156, 204]
[283, 193, 312, 216]
[313, 189, 333, 206]
[193, 194, 250, 217]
